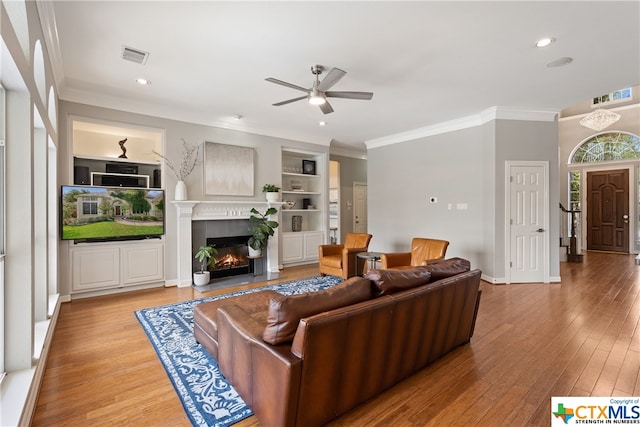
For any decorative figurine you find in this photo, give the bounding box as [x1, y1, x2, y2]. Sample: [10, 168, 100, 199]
[118, 138, 128, 158]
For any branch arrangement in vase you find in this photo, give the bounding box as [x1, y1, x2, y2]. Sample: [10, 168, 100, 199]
[153, 139, 200, 181]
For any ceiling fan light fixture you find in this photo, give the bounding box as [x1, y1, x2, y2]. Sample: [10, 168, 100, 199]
[309, 93, 326, 105]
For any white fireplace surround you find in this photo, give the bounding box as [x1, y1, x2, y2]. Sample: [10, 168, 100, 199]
[174, 201, 281, 287]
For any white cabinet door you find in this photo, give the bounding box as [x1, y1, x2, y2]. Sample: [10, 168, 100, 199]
[71, 246, 120, 292]
[304, 231, 324, 260]
[71, 241, 165, 294]
[121, 243, 164, 285]
[282, 233, 304, 263]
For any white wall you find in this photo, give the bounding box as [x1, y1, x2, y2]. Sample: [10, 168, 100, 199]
[368, 125, 488, 269]
[367, 115, 560, 282]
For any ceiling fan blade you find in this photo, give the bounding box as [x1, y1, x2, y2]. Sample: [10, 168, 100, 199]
[273, 95, 308, 106]
[319, 101, 334, 114]
[265, 77, 309, 93]
[317, 68, 346, 92]
[325, 91, 374, 100]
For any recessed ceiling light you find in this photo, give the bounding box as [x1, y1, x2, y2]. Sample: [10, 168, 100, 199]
[136, 78, 151, 85]
[536, 37, 555, 48]
[547, 57, 573, 68]
[319, 121, 327, 126]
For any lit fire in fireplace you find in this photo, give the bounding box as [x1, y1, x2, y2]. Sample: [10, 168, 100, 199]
[214, 253, 247, 270]
[205, 236, 251, 278]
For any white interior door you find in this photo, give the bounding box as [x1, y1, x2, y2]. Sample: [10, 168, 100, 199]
[353, 183, 367, 233]
[507, 162, 549, 283]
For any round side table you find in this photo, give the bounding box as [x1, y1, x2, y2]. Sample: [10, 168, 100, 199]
[356, 251, 382, 275]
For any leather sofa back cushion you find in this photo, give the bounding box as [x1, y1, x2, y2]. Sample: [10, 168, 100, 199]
[262, 276, 373, 345]
[365, 267, 432, 296]
[425, 257, 471, 280]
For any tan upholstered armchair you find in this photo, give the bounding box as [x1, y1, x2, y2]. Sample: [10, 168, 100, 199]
[381, 238, 449, 270]
[318, 233, 373, 279]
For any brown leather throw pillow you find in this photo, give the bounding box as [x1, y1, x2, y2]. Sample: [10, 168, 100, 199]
[262, 276, 373, 345]
[365, 267, 432, 296]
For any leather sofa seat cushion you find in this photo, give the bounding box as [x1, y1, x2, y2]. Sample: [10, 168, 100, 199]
[194, 290, 279, 342]
[365, 267, 432, 296]
[425, 257, 471, 280]
[262, 276, 373, 345]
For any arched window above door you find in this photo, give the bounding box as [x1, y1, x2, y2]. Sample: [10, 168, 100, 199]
[570, 132, 640, 163]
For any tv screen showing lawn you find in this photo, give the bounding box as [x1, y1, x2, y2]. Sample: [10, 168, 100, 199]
[61, 185, 165, 241]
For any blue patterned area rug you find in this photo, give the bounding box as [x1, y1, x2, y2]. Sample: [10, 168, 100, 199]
[135, 275, 343, 427]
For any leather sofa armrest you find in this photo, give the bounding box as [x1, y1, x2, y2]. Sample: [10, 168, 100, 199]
[216, 304, 303, 427]
[381, 252, 411, 268]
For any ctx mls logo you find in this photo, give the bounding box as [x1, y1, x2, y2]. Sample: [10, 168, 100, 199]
[553, 403, 575, 424]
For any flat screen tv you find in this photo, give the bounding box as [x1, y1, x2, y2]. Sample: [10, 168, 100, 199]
[61, 185, 164, 242]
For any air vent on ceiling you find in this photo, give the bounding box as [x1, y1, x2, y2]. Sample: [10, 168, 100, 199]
[121, 46, 149, 65]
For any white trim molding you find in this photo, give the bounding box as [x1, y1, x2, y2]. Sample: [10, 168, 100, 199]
[365, 106, 558, 149]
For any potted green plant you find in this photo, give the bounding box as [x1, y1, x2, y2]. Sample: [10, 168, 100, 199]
[262, 184, 281, 203]
[193, 245, 218, 286]
[247, 207, 279, 257]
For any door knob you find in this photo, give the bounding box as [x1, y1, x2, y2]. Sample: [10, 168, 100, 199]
[536, 228, 544, 232]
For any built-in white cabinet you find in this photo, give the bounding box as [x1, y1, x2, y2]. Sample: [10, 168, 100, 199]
[281, 231, 324, 265]
[280, 147, 327, 266]
[70, 240, 164, 295]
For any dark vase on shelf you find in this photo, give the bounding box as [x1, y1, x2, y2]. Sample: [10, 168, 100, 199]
[292, 215, 302, 232]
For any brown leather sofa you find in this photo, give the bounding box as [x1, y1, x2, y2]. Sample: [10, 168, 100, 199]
[197, 258, 481, 427]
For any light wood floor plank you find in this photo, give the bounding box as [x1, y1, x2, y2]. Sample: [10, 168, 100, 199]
[32, 252, 640, 426]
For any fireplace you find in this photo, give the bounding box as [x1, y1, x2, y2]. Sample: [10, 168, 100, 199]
[205, 235, 252, 278]
[174, 201, 280, 287]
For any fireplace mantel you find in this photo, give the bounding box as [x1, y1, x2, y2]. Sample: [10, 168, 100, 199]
[173, 201, 282, 287]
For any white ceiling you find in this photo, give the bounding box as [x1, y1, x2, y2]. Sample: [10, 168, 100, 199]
[42, 1, 640, 152]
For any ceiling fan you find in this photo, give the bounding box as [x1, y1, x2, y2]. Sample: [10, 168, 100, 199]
[266, 65, 373, 114]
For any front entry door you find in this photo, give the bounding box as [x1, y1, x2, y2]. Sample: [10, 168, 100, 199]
[587, 169, 629, 252]
[508, 162, 548, 283]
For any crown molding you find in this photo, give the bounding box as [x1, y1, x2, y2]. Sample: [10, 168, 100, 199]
[329, 144, 367, 160]
[365, 106, 559, 149]
[60, 86, 332, 147]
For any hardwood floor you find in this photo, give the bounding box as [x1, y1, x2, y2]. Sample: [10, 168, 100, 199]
[32, 252, 640, 426]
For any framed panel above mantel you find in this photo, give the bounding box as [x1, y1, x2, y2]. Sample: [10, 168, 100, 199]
[203, 142, 255, 196]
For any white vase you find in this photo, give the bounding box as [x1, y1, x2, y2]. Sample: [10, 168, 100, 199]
[175, 180, 187, 201]
[193, 271, 210, 286]
[248, 246, 263, 258]
[265, 191, 280, 203]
